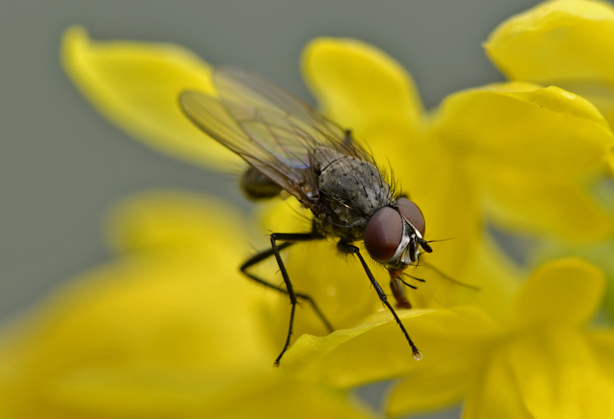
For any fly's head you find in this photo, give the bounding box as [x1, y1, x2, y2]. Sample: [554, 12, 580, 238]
[363, 198, 432, 272]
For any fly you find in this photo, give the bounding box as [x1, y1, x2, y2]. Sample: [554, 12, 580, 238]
[180, 67, 434, 366]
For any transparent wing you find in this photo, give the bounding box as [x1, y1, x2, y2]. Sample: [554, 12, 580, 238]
[214, 67, 360, 160]
[179, 91, 315, 205]
[179, 67, 373, 206]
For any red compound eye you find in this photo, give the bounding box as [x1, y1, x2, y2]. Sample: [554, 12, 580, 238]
[397, 198, 425, 236]
[364, 207, 403, 262]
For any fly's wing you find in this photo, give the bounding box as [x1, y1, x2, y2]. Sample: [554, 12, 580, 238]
[180, 67, 375, 207]
[213, 68, 367, 160]
[180, 91, 315, 206]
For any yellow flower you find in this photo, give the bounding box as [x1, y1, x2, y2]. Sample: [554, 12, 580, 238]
[295, 38, 613, 324]
[282, 258, 614, 419]
[62, 25, 612, 305]
[0, 192, 376, 419]
[60, 20, 614, 415]
[61, 26, 483, 332]
[485, 0, 614, 318]
[485, 0, 614, 131]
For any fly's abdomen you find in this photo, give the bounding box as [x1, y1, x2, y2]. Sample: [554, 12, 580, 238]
[240, 166, 283, 200]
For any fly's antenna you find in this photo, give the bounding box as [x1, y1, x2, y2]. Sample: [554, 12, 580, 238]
[418, 236, 456, 254]
[424, 237, 457, 244]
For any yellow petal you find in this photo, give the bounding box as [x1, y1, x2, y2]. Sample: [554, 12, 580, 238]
[480, 169, 612, 240]
[585, 329, 614, 384]
[206, 374, 377, 419]
[0, 193, 374, 418]
[0, 255, 276, 417]
[386, 370, 468, 417]
[532, 237, 614, 320]
[302, 37, 424, 162]
[282, 307, 497, 388]
[608, 150, 614, 175]
[512, 257, 605, 327]
[432, 82, 614, 179]
[462, 346, 532, 419]
[485, 0, 614, 128]
[507, 330, 614, 418]
[485, 0, 614, 84]
[399, 142, 480, 293]
[456, 233, 523, 318]
[61, 26, 238, 170]
[104, 190, 248, 257]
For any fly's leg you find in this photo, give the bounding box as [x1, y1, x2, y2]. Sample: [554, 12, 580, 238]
[240, 238, 333, 332]
[338, 241, 423, 361]
[240, 232, 329, 366]
[389, 276, 412, 309]
[392, 271, 429, 309]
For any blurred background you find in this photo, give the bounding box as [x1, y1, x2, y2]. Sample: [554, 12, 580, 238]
[0, 1, 592, 416]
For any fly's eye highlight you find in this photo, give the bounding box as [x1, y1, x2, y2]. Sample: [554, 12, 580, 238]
[364, 207, 403, 262]
[397, 197, 426, 236]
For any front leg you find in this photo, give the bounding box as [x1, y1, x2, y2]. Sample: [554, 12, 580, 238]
[267, 232, 325, 366]
[337, 241, 422, 361]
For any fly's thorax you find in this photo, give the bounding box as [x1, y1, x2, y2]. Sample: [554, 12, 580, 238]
[363, 198, 428, 268]
[312, 147, 391, 227]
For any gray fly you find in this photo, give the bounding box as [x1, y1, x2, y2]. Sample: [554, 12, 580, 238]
[180, 68, 433, 366]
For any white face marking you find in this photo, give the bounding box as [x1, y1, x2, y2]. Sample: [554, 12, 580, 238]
[389, 221, 423, 266]
[385, 210, 424, 267]
[406, 227, 423, 264]
[390, 219, 410, 262]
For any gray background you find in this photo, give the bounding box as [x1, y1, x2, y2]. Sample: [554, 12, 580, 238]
[0, 1, 584, 416]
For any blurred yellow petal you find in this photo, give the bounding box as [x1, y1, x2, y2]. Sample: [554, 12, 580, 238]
[105, 190, 248, 257]
[0, 255, 275, 417]
[512, 258, 605, 327]
[208, 375, 376, 419]
[485, 0, 614, 84]
[462, 342, 534, 419]
[386, 371, 468, 417]
[283, 307, 497, 388]
[0, 192, 375, 418]
[481, 169, 612, 240]
[400, 142, 480, 290]
[507, 330, 614, 418]
[456, 233, 523, 318]
[302, 38, 427, 187]
[62, 26, 237, 170]
[302, 37, 424, 151]
[532, 236, 614, 320]
[466, 328, 614, 419]
[433, 82, 614, 179]
[585, 329, 614, 383]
